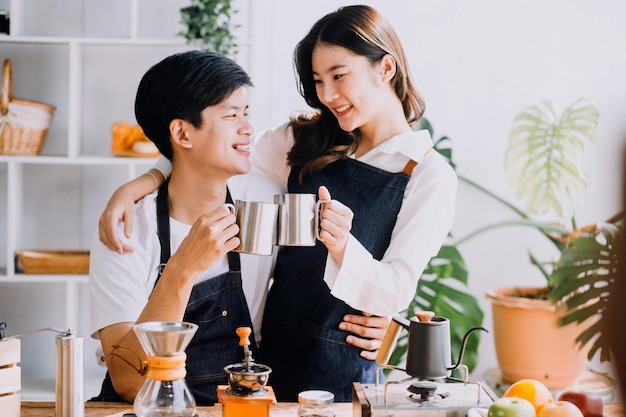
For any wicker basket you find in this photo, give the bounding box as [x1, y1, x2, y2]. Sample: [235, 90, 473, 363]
[0, 59, 56, 155]
[15, 250, 90, 274]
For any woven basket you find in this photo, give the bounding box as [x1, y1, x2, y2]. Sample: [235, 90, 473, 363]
[0, 59, 56, 155]
[16, 250, 90, 274]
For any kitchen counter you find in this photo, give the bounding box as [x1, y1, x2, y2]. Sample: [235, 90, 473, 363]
[18, 402, 626, 417]
[21, 401, 354, 417]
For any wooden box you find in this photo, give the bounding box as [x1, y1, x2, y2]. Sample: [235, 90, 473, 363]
[0, 337, 21, 417]
[0, 393, 20, 417]
[0, 337, 20, 367]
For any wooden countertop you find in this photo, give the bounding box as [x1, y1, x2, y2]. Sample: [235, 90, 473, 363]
[21, 401, 354, 417]
[19, 402, 625, 417]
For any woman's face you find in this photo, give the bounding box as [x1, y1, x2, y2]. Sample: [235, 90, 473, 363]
[311, 43, 388, 133]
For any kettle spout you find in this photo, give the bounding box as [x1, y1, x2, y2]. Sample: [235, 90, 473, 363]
[447, 326, 488, 371]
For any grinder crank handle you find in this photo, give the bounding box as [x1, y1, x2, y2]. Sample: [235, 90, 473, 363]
[375, 311, 435, 365]
[236, 327, 252, 347]
[236, 327, 253, 370]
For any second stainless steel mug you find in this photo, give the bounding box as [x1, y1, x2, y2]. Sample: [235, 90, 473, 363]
[274, 193, 329, 246]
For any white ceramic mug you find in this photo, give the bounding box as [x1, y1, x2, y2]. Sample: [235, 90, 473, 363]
[274, 193, 330, 246]
[227, 200, 279, 256]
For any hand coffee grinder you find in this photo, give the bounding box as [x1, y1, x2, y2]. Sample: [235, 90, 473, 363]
[133, 321, 198, 417]
[218, 327, 276, 417]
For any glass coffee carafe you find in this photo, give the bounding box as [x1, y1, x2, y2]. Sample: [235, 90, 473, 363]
[133, 321, 198, 417]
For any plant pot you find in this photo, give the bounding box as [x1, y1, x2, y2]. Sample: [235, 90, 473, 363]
[486, 286, 591, 389]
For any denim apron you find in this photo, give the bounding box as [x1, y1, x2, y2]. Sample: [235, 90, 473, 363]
[260, 157, 416, 402]
[93, 182, 255, 405]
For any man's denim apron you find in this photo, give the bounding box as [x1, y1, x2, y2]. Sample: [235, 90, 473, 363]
[93, 182, 255, 405]
[260, 157, 416, 402]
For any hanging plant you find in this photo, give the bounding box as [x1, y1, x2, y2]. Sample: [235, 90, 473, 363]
[179, 0, 239, 56]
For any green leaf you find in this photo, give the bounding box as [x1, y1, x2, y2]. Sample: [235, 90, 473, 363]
[505, 99, 599, 223]
[548, 222, 622, 361]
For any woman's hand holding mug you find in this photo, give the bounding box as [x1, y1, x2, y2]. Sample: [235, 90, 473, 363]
[316, 185, 353, 265]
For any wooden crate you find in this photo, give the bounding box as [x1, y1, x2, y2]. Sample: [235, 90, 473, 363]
[0, 366, 20, 395]
[0, 337, 20, 367]
[0, 393, 20, 417]
[0, 338, 21, 415]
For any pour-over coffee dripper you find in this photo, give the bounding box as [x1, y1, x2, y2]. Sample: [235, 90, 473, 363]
[133, 321, 198, 417]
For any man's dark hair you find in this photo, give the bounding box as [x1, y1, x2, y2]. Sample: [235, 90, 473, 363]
[135, 50, 252, 160]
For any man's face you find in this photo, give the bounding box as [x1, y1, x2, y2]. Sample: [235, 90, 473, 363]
[184, 87, 253, 181]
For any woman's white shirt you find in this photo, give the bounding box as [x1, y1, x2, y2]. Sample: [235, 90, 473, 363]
[153, 122, 457, 317]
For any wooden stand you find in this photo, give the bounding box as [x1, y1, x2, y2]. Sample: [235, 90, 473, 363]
[217, 385, 276, 417]
[0, 338, 21, 417]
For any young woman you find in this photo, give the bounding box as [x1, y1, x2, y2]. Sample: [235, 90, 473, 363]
[97, 5, 457, 402]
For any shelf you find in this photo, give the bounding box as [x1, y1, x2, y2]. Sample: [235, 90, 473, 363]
[21, 377, 104, 402]
[0, 0, 255, 392]
[0, 155, 160, 165]
[0, 35, 252, 47]
[0, 34, 186, 45]
[0, 274, 88, 284]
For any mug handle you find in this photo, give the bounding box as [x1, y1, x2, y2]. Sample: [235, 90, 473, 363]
[225, 203, 241, 253]
[314, 199, 331, 241]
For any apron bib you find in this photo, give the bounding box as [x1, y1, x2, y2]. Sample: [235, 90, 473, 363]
[260, 157, 415, 402]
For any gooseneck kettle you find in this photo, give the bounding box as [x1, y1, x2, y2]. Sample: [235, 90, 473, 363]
[377, 311, 487, 380]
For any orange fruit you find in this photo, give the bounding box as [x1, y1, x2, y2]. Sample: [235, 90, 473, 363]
[504, 379, 554, 414]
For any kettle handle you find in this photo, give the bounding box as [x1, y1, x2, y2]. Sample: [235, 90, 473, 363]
[375, 315, 410, 365]
[447, 326, 488, 371]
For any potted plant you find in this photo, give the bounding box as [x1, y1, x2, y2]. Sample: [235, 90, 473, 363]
[179, 0, 239, 56]
[452, 98, 623, 388]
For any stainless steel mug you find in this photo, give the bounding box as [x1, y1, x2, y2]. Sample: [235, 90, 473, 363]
[274, 194, 330, 246]
[229, 200, 279, 256]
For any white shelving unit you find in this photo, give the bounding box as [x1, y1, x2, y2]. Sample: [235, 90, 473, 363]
[0, 0, 252, 400]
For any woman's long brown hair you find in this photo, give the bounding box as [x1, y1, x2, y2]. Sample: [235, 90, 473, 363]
[288, 5, 425, 178]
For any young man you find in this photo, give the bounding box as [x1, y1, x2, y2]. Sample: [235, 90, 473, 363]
[89, 50, 282, 405]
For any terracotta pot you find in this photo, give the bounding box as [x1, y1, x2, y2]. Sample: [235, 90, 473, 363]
[487, 286, 591, 389]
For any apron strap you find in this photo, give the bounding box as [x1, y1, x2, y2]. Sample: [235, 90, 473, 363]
[156, 180, 171, 277]
[224, 189, 240, 272]
[402, 159, 418, 175]
[402, 147, 434, 175]
[155, 183, 239, 284]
